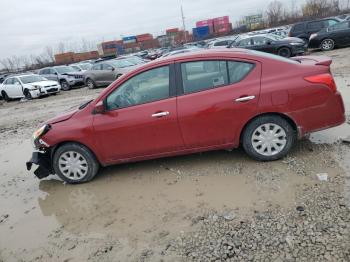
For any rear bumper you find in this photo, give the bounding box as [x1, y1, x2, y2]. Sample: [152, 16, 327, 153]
[295, 92, 346, 137]
[26, 151, 53, 179]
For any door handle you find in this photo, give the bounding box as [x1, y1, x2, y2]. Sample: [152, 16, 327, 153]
[152, 111, 170, 118]
[235, 96, 256, 102]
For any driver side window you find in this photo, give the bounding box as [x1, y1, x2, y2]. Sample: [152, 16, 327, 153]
[106, 66, 170, 111]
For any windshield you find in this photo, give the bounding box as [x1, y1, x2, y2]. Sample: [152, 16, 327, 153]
[109, 59, 135, 68]
[54, 66, 78, 74]
[78, 63, 92, 70]
[125, 57, 144, 65]
[266, 34, 284, 41]
[19, 75, 47, 84]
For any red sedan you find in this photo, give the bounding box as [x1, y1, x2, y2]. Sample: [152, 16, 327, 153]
[27, 49, 345, 184]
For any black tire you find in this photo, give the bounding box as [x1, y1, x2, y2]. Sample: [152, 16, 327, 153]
[278, 47, 292, 58]
[60, 80, 70, 91]
[23, 89, 32, 99]
[1, 91, 10, 102]
[242, 115, 296, 161]
[86, 78, 96, 89]
[53, 143, 99, 184]
[320, 39, 335, 51]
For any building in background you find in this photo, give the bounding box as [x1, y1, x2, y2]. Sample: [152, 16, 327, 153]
[245, 14, 264, 30]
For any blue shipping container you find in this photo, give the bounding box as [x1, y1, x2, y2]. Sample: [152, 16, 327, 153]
[192, 26, 210, 40]
[122, 36, 137, 41]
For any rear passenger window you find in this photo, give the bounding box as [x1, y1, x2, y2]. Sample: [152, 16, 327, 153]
[181, 61, 228, 94]
[228, 61, 254, 84]
[307, 21, 323, 30]
[92, 64, 102, 70]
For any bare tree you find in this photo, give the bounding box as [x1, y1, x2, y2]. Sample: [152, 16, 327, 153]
[57, 42, 66, 54]
[44, 46, 55, 63]
[266, 0, 284, 26]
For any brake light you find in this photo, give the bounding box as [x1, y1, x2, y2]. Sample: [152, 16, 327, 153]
[304, 73, 337, 93]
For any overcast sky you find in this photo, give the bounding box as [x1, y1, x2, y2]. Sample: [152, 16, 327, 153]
[0, 0, 302, 60]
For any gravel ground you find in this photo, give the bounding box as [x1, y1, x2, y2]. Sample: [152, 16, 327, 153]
[0, 47, 349, 261]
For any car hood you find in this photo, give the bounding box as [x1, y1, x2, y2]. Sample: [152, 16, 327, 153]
[45, 107, 78, 125]
[27, 80, 59, 87]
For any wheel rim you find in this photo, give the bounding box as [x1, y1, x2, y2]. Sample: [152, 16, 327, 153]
[58, 151, 88, 180]
[87, 80, 94, 89]
[251, 123, 287, 156]
[61, 82, 69, 90]
[279, 48, 290, 57]
[322, 40, 333, 50]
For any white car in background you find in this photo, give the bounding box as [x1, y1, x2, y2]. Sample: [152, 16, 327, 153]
[0, 74, 61, 101]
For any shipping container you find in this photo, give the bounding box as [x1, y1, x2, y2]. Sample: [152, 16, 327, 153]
[196, 19, 214, 27]
[122, 36, 137, 41]
[166, 28, 179, 35]
[136, 33, 153, 42]
[192, 26, 211, 41]
[214, 23, 232, 33]
[213, 16, 230, 26]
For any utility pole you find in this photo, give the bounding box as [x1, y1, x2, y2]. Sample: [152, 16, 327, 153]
[181, 5, 187, 43]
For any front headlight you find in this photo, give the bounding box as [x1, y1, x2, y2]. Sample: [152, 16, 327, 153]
[30, 85, 40, 90]
[32, 124, 50, 142]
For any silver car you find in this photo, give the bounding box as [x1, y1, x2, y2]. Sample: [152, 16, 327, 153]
[83, 59, 138, 89]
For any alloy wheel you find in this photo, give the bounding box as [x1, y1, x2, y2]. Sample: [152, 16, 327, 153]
[321, 39, 334, 51]
[58, 151, 89, 180]
[251, 123, 287, 156]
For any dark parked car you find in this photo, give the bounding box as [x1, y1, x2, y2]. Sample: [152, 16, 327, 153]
[289, 17, 341, 43]
[230, 34, 306, 57]
[309, 21, 350, 51]
[27, 49, 345, 184]
[83, 59, 138, 89]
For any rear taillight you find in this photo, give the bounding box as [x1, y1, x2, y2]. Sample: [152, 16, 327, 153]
[304, 73, 337, 93]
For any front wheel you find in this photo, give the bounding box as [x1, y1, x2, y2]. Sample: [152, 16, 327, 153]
[23, 89, 32, 99]
[278, 47, 291, 58]
[242, 115, 296, 161]
[53, 143, 99, 184]
[86, 78, 96, 89]
[320, 39, 335, 51]
[60, 80, 70, 91]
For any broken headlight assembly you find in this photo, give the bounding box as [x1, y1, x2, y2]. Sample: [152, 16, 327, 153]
[32, 124, 51, 149]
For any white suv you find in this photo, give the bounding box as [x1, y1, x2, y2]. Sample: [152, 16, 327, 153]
[0, 74, 61, 101]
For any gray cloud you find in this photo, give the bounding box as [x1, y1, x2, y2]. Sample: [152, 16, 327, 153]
[0, 0, 300, 59]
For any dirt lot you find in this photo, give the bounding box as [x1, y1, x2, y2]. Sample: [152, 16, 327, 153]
[0, 48, 350, 262]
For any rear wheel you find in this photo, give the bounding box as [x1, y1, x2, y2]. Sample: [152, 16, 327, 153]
[53, 143, 99, 184]
[1, 91, 10, 102]
[86, 78, 96, 89]
[278, 47, 292, 58]
[320, 39, 335, 51]
[242, 115, 296, 161]
[60, 80, 70, 91]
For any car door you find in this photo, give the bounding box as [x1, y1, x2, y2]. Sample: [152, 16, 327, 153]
[12, 78, 23, 97]
[93, 64, 185, 162]
[2, 78, 14, 97]
[176, 59, 261, 149]
[251, 36, 276, 54]
[328, 21, 350, 46]
[100, 63, 116, 84]
[89, 64, 103, 84]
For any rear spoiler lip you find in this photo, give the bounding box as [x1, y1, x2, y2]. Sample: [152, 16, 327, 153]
[291, 56, 332, 66]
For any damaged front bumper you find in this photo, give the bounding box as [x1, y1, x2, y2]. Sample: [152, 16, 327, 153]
[26, 151, 53, 179]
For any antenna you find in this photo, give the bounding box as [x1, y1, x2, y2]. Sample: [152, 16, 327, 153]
[181, 5, 187, 43]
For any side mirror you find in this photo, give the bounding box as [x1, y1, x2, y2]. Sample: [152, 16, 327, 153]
[110, 67, 115, 71]
[54, 72, 58, 75]
[92, 101, 105, 115]
[267, 41, 272, 45]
